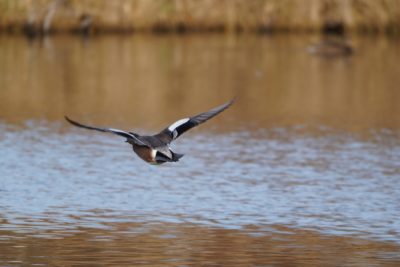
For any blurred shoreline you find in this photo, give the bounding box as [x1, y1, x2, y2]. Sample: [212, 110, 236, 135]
[1, 0, 400, 36]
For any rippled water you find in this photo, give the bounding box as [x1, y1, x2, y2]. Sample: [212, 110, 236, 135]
[1, 34, 400, 265]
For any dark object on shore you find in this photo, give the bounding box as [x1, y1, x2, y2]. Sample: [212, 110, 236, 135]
[322, 21, 346, 35]
[307, 39, 354, 57]
[65, 99, 234, 165]
[23, 21, 39, 39]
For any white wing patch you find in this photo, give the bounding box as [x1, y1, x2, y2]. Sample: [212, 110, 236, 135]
[168, 118, 189, 131]
[168, 118, 189, 139]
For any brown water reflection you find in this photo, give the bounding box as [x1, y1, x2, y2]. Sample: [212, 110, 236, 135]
[1, 220, 400, 266]
[0, 34, 399, 132]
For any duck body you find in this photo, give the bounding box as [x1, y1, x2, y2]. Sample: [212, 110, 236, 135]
[65, 99, 234, 165]
[308, 39, 353, 57]
[127, 135, 183, 165]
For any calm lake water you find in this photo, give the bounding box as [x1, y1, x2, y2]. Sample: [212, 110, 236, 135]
[0, 34, 400, 266]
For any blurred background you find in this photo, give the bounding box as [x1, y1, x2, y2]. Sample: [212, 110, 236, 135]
[1, 0, 400, 266]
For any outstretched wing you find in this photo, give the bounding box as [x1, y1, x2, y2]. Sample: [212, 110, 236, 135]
[156, 99, 234, 143]
[65, 116, 146, 146]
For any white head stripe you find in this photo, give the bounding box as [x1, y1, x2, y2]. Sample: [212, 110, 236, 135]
[168, 118, 189, 131]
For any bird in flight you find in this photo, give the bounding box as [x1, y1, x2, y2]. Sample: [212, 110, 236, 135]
[65, 99, 234, 165]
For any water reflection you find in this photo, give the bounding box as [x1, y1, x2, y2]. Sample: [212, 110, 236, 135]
[2, 219, 400, 266]
[0, 35, 399, 131]
[0, 34, 400, 265]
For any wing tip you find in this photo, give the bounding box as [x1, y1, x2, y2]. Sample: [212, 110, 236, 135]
[64, 115, 89, 129]
[218, 97, 235, 111]
[64, 115, 80, 126]
[217, 97, 235, 110]
[227, 97, 235, 107]
[64, 115, 74, 124]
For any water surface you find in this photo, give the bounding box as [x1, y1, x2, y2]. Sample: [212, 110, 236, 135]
[0, 34, 400, 266]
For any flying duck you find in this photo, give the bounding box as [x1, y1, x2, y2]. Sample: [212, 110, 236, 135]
[65, 99, 234, 165]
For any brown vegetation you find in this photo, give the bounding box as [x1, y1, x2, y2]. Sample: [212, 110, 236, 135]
[0, 0, 400, 34]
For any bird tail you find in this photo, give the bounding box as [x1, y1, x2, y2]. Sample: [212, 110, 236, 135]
[172, 152, 184, 162]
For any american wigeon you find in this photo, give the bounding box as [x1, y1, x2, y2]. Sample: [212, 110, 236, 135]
[307, 38, 353, 57]
[65, 99, 234, 164]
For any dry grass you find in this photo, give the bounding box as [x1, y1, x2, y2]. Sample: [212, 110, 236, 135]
[0, 0, 399, 34]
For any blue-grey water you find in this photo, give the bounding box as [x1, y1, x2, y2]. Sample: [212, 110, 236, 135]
[0, 34, 400, 266]
[1, 122, 399, 239]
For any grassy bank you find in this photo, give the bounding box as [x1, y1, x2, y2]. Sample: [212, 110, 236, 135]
[1, 0, 400, 34]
